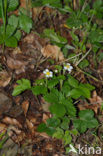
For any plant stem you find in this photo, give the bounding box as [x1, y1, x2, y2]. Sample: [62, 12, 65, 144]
[75, 48, 91, 66]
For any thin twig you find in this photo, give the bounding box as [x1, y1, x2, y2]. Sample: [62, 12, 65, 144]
[75, 48, 91, 66]
[76, 66, 100, 82]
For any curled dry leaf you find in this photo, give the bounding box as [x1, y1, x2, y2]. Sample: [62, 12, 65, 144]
[0, 70, 11, 87]
[26, 119, 34, 133]
[78, 91, 103, 114]
[23, 33, 35, 44]
[2, 117, 22, 128]
[22, 100, 29, 116]
[12, 47, 22, 55]
[43, 113, 50, 123]
[7, 125, 21, 137]
[0, 123, 7, 134]
[41, 44, 64, 61]
[6, 55, 27, 70]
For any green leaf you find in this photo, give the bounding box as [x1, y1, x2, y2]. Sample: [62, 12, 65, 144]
[19, 15, 32, 33]
[79, 109, 94, 120]
[44, 89, 59, 104]
[79, 59, 89, 69]
[14, 30, 21, 41]
[43, 29, 67, 46]
[12, 78, 31, 96]
[49, 104, 66, 117]
[66, 16, 83, 29]
[70, 129, 78, 136]
[0, 34, 4, 44]
[53, 127, 64, 139]
[5, 36, 17, 47]
[32, 0, 43, 7]
[78, 84, 91, 98]
[45, 127, 56, 136]
[67, 89, 82, 99]
[62, 81, 71, 96]
[32, 85, 47, 95]
[47, 117, 60, 128]
[89, 30, 103, 43]
[8, 15, 18, 28]
[47, 78, 59, 89]
[43, 0, 62, 8]
[37, 123, 47, 132]
[73, 109, 99, 133]
[61, 117, 70, 130]
[8, 0, 19, 12]
[5, 25, 16, 38]
[79, 83, 95, 91]
[63, 130, 72, 145]
[68, 75, 79, 88]
[63, 100, 76, 117]
[93, 0, 102, 10]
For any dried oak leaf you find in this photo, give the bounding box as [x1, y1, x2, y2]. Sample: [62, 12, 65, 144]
[22, 100, 29, 116]
[0, 70, 11, 87]
[78, 91, 103, 114]
[2, 117, 22, 128]
[41, 44, 64, 61]
[0, 123, 7, 134]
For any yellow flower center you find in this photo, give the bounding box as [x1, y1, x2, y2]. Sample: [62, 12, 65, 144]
[46, 72, 50, 76]
[66, 65, 70, 69]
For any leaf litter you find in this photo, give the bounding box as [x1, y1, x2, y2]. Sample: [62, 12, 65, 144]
[0, 2, 103, 156]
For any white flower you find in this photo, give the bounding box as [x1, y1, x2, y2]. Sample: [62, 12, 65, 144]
[54, 69, 58, 73]
[69, 144, 77, 153]
[64, 63, 73, 73]
[43, 69, 53, 78]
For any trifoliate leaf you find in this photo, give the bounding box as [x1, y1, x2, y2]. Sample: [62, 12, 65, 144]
[19, 15, 32, 33]
[47, 117, 60, 128]
[12, 78, 31, 96]
[32, 85, 47, 95]
[68, 75, 79, 88]
[5, 36, 17, 47]
[49, 104, 66, 117]
[8, 15, 18, 28]
[73, 109, 99, 133]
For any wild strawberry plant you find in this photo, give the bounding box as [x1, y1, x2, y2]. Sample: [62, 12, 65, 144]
[12, 64, 98, 153]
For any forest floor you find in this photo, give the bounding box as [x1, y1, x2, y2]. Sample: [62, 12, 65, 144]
[0, 6, 103, 156]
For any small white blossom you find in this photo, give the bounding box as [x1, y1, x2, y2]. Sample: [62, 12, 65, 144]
[64, 63, 73, 73]
[43, 69, 53, 78]
[54, 69, 58, 73]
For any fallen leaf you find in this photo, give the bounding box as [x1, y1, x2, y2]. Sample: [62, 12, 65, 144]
[6, 55, 27, 70]
[0, 70, 11, 87]
[2, 117, 22, 128]
[0, 92, 12, 117]
[0, 123, 7, 134]
[41, 44, 64, 61]
[26, 119, 34, 133]
[22, 100, 29, 116]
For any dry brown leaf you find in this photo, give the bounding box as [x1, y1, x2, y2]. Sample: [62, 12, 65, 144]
[35, 132, 50, 138]
[7, 55, 27, 70]
[22, 100, 29, 116]
[41, 44, 64, 61]
[12, 47, 22, 54]
[0, 70, 11, 87]
[26, 119, 34, 133]
[2, 117, 22, 128]
[0, 123, 7, 134]
[42, 113, 50, 123]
